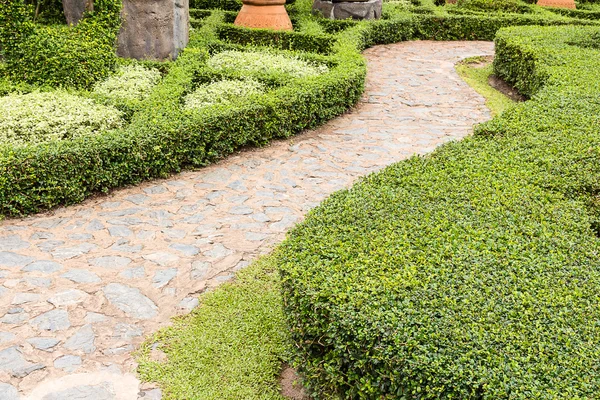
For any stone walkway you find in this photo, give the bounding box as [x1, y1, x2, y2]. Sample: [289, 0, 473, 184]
[0, 41, 494, 400]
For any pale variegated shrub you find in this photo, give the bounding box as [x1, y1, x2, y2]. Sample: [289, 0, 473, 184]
[0, 91, 123, 145]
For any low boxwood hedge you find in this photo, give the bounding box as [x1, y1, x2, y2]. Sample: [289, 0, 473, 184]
[0, 0, 599, 216]
[277, 24, 600, 399]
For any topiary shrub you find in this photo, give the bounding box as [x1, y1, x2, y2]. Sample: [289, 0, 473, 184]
[208, 50, 329, 78]
[184, 78, 266, 110]
[455, 0, 532, 13]
[0, 0, 122, 89]
[0, 91, 123, 145]
[93, 64, 163, 102]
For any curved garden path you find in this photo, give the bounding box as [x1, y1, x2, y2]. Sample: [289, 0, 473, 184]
[0, 41, 494, 400]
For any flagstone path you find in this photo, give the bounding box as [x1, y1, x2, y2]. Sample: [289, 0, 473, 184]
[0, 41, 494, 399]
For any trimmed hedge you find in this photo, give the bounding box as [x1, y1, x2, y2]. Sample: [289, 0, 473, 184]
[0, 1, 599, 215]
[277, 25, 600, 399]
[0, 0, 121, 89]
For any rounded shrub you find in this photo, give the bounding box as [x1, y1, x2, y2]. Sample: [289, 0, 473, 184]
[0, 91, 123, 145]
[184, 78, 266, 110]
[93, 65, 162, 102]
[207, 50, 329, 78]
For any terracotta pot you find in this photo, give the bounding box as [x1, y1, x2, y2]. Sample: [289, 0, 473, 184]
[537, 0, 575, 9]
[234, 0, 293, 31]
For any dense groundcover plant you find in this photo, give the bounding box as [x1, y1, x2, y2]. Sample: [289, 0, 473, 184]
[0, 91, 123, 145]
[277, 25, 600, 399]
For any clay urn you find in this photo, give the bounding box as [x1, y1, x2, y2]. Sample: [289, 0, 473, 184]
[537, 0, 575, 9]
[234, 0, 293, 31]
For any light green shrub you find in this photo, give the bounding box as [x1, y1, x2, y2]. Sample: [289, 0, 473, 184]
[184, 79, 266, 110]
[207, 50, 329, 78]
[0, 91, 123, 145]
[93, 64, 162, 102]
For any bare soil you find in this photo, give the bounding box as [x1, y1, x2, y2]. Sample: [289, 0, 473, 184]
[280, 366, 310, 400]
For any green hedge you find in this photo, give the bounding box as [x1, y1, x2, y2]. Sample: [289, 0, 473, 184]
[0, 0, 121, 89]
[277, 24, 600, 399]
[1, 3, 599, 215]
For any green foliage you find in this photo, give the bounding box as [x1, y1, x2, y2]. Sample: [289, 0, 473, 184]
[93, 65, 162, 103]
[278, 25, 600, 399]
[0, 91, 123, 145]
[137, 258, 288, 400]
[217, 24, 335, 54]
[207, 50, 329, 78]
[184, 78, 266, 110]
[455, 57, 515, 116]
[456, 0, 532, 13]
[190, 0, 242, 10]
[0, 0, 122, 89]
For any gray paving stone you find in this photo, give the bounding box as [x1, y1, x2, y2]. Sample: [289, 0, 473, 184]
[33, 218, 68, 229]
[0, 235, 30, 251]
[0, 269, 9, 278]
[103, 344, 134, 355]
[126, 194, 150, 205]
[47, 289, 88, 306]
[100, 201, 121, 209]
[110, 240, 143, 253]
[0, 383, 19, 400]
[64, 324, 96, 354]
[203, 244, 234, 259]
[169, 243, 199, 256]
[182, 213, 205, 224]
[30, 232, 54, 240]
[107, 217, 143, 226]
[191, 261, 211, 280]
[144, 185, 166, 194]
[251, 213, 270, 222]
[12, 293, 42, 305]
[178, 297, 199, 311]
[137, 230, 156, 240]
[163, 229, 186, 239]
[139, 388, 162, 400]
[90, 256, 132, 269]
[245, 232, 269, 242]
[152, 268, 178, 288]
[113, 323, 143, 339]
[30, 309, 71, 331]
[227, 180, 247, 191]
[52, 243, 97, 260]
[100, 208, 143, 217]
[103, 283, 158, 319]
[36, 240, 65, 252]
[143, 252, 179, 267]
[61, 269, 101, 284]
[69, 234, 93, 240]
[0, 252, 35, 268]
[1, 312, 29, 324]
[108, 226, 133, 238]
[119, 266, 146, 279]
[24, 277, 52, 288]
[0, 346, 45, 378]
[22, 260, 63, 273]
[86, 219, 105, 232]
[27, 337, 60, 351]
[228, 205, 253, 215]
[53, 354, 82, 372]
[0, 331, 16, 344]
[84, 312, 108, 323]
